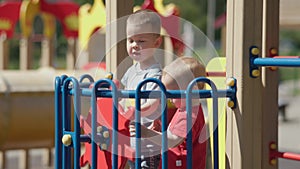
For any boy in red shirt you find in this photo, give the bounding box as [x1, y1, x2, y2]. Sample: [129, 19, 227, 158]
[129, 57, 207, 169]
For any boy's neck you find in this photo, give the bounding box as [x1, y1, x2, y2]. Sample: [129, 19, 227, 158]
[139, 57, 157, 70]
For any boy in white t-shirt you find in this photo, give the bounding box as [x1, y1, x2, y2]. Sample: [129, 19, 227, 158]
[121, 10, 163, 169]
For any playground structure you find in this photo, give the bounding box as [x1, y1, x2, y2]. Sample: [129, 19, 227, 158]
[56, 0, 300, 169]
[0, 0, 186, 168]
[0, 0, 80, 70]
[1, 0, 300, 169]
[55, 74, 237, 169]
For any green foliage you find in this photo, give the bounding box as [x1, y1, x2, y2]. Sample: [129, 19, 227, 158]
[279, 68, 300, 82]
[55, 20, 68, 58]
[8, 21, 21, 69]
[134, 0, 145, 5]
[280, 29, 300, 56]
[73, 0, 95, 6]
[279, 29, 300, 82]
[8, 38, 20, 69]
[163, 0, 208, 31]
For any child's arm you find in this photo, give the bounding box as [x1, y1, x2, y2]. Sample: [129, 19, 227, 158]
[140, 99, 160, 116]
[122, 99, 161, 120]
[129, 123, 184, 148]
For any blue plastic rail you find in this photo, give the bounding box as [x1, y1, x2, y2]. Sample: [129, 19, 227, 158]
[135, 78, 168, 169]
[249, 46, 300, 78]
[186, 77, 219, 169]
[253, 57, 300, 67]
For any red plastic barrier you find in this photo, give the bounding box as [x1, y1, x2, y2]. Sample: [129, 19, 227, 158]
[0, 2, 21, 38]
[272, 151, 300, 161]
[270, 142, 300, 165]
[206, 71, 226, 77]
[273, 56, 300, 59]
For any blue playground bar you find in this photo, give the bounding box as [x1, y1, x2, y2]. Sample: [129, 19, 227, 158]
[253, 57, 300, 67]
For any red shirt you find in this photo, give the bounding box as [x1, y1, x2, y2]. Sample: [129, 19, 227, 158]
[160, 105, 207, 169]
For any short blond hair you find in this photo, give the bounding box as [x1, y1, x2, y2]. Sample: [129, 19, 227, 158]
[163, 57, 206, 90]
[126, 10, 161, 37]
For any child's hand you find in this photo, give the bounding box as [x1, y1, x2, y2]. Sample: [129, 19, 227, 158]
[129, 122, 149, 138]
[128, 123, 136, 136]
[121, 106, 135, 120]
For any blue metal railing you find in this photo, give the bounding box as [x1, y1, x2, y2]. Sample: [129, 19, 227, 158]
[62, 77, 81, 169]
[249, 46, 300, 78]
[54, 75, 237, 169]
[253, 57, 300, 67]
[90, 79, 119, 169]
[54, 76, 62, 169]
[135, 78, 168, 169]
[186, 78, 219, 169]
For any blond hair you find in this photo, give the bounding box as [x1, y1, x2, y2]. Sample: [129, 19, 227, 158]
[126, 10, 161, 37]
[163, 57, 206, 90]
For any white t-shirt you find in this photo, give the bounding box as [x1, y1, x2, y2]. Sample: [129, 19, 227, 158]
[121, 62, 162, 124]
[121, 62, 162, 153]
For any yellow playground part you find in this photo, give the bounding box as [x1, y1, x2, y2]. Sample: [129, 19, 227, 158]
[134, 0, 178, 16]
[20, 0, 40, 38]
[79, 0, 106, 49]
[41, 12, 56, 39]
[20, 0, 56, 38]
[206, 57, 227, 169]
[154, 0, 178, 16]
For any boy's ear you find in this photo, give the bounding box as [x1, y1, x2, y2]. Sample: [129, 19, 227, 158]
[154, 36, 163, 48]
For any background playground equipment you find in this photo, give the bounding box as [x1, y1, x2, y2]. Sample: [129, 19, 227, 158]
[0, 0, 184, 70]
[0, 1, 21, 70]
[78, 0, 106, 68]
[0, 0, 80, 70]
[54, 75, 237, 169]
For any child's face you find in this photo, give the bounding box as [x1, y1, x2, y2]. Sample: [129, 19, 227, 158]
[126, 33, 161, 63]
